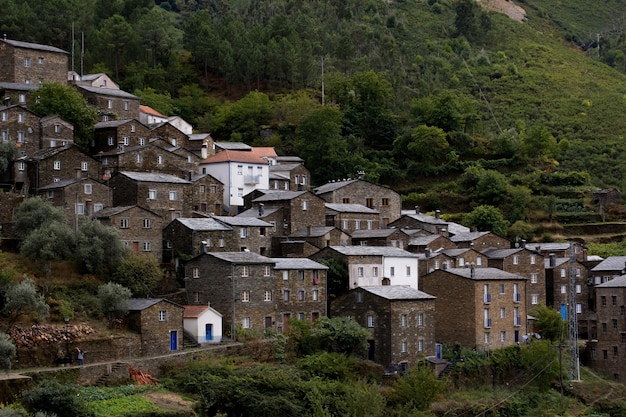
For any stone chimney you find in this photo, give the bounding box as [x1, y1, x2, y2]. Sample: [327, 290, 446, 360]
[258, 203, 264, 216]
[201, 143, 208, 159]
[415, 206, 420, 214]
[425, 248, 431, 258]
[382, 277, 391, 286]
[470, 264, 475, 278]
[435, 210, 441, 219]
[85, 199, 93, 216]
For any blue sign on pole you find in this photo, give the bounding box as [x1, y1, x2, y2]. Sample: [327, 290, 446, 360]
[561, 304, 567, 320]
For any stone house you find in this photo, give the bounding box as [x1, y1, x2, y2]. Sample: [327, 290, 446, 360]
[311, 246, 420, 296]
[331, 285, 436, 369]
[589, 256, 626, 285]
[36, 177, 110, 224]
[440, 248, 489, 268]
[269, 157, 311, 192]
[127, 298, 184, 356]
[186, 173, 224, 215]
[108, 171, 191, 219]
[184, 252, 277, 336]
[40, 115, 74, 149]
[388, 209, 452, 236]
[482, 248, 546, 316]
[183, 304, 223, 344]
[0, 82, 39, 109]
[94, 142, 196, 180]
[162, 217, 233, 264]
[27, 144, 101, 194]
[91, 119, 151, 155]
[587, 275, 626, 382]
[93, 205, 164, 260]
[350, 228, 411, 249]
[0, 104, 43, 158]
[76, 85, 140, 122]
[212, 215, 275, 256]
[416, 250, 456, 282]
[406, 234, 456, 253]
[449, 231, 511, 250]
[287, 226, 351, 250]
[271, 258, 328, 330]
[532, 241, 587, 262]
[314, 178, 401, 227]
[421, 267, 528, 349]
[0, 38, 68, 85]
[188, 133, 214, 158]
[150, 121, 190, 149]
[325, 203, 380, 234]
[250, 191, 326, 236]
[544, 254, 591, 339]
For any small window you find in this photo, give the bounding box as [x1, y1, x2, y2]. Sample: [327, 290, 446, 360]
[357, 267, 364, 277]
[169, 191, 177, 201]
[530, 255, 536, 265]
[356, 292, 363, 302]
[157, 155, 163, 165]
[241, 290, 250, 302]
[264, 265, 271, 277]
[417, 313, 424, 326]
[81, 161, 88, 171]
[240, 227, 247, 238]
[192, 267, 199, 278]
[199, 185, 206, 193]
[531, 273, 538, 284]
[17, 131, 24, 143]
[54, 123, 61, 133]
[125, 101, 130, 111]
[513, 255, 519, 265]
[283, 290, 290, 301]
[372, 266, 378, 277]
[53, 160, 61, 170]
[500, 331, 506, 342]
[241, 266, 249, 277]
[143, 241, 151, 251]
[75, 203, 84, 215]
[107, 99, 113, 109]
[193, 292, 200, 303]
[390, 267, 395, 277]
[418, 339, 424, 352]
[298, 290, 305, 301]
[242, 317, 250, 328]
[24, 57, 30, 68]
[120, 218, 129, 229]
[406, 266, 411, 276]
[381, 198, 389, 206]
[264, 290, 272, 301]
[84, 184, 92, 194]
[38, 56, 44, 64]
[17, 161, 25, 171]
[159, 310, 167, 321]
[531, 294, 539, 304]
[560, 268, 566, 278]
[367, 315, 375, 328]
[401, 341, 407, 353]
[108, 136, 114, 146]
[561, 285, 567, 294]
[17, 113, 24, 123]
[401, 314, 407, 327]
[237, 188, 243, 197]
[282, 271, 289, 281]
[143, 218, 151, 229]
[123, 136, 129, 145]
[500, 284, 505, 294]
[312, 289, 319, 301]
[302, 200, 308, 210]
[139, 138, 145, 146]
[500, 307, 506, 318]
[149, 189, 156, 200]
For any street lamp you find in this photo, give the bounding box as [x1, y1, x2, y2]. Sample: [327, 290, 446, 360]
[64, 316, 71, 364]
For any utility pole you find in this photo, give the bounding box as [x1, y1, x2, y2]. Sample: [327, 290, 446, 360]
[568, 241, 581, 381]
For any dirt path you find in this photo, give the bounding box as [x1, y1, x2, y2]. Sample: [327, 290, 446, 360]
[477, 0, 527, 22]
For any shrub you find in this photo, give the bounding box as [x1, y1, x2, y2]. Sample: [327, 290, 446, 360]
[21, 380, 90, 417]
[296, 352, 358, 380]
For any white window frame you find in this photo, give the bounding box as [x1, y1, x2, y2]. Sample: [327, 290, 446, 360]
[367, 315, 375, 328]
[192, 267, 200, 278]
[53, 160, 61, 170]
[120, 218, 129, 229]
[264, 290, 272, 301]
[149, 189, 157, 200]
[417, 312, 424, 326]
[143, 218, 151, 229]
[241, 290, 250, 302]
[401, 314, 407, 327]
[169, 191, 177, 201]
[143, 241, 151, 252]
[242, 316, 250, 328]
[159, 310, 167, 321]
[84, 184, 92, 195]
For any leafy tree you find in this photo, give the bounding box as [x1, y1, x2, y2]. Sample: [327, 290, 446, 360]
[1, 278, 49, 331]
[311, 316, 369, 356]
[19, 221, 75, 273]
[530, 304, 567, 342]
[27, 83, 98, 149]
[519, 339, 560, 391]
[454, 0, 492, 44]
[405, 125, 449, 165]
[97, 14, 134, 79]
[387, 362, 446, 411]
[13, 197, 66, 237]
[132, 87, 175, 116]
[475, 169, 509, 205]
[0, 333, 16, 371]
[0, 141, 16, 175]
[522, 126, 558, 162]
[210, 91, 275, 144]
[113, 255, 163, 297]
[97, 282, 131, 321]
[136, 6, 182, 68]
[76, 219, 127, 274]
[464, 205, 510, 236]
[508, 220, 536, 241]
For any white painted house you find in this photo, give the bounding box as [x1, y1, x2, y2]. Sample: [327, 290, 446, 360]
[199, 148, 275, 214]
[314, 246, 420, 290]
[183, 304, 223, 344]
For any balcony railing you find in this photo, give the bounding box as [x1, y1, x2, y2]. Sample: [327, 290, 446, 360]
[244, 175, 261, 185]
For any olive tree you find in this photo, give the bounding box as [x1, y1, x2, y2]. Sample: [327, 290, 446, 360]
[97, 282, 131, 322]
[0, 333, 16, 371]
[1, 278, 49, 332]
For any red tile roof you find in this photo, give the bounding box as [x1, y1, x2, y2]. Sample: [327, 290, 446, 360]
[140, 105, 166, 118]
[202, 149, 270, 164]
[183, 305, 210, 318]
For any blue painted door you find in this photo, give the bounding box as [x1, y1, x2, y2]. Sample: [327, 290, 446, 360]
[170, 331, 178, 350]
[205, 324, 213, 341]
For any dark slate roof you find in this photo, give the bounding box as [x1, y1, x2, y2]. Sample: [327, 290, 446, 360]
[276, 155, 304, 163]
[360, 285, 436, 300]
[449, 231, 492, 242]
[314, 179, 359, 194]
[544, 257, 569, 269]
[119, 171, 190, 184]
[252, 191, 307, 202]
[289, 226, 336, 238]
[208, 252, 275, 264]
[325, 203, 379, 214]
[93, 206, 135, 217]
[327, 246, 419, 257]
[533, 242, 573, 251]
[1, 39, 68, 54]
[271, 258, 329, 270]
[94, 119, 135, 129]
[78, 85, 138, 99]
[237, 205, 282, 218]
[591, 256, 626, 272]
[38, 177, 87, 190]
[437, 267, 525, 281]
[128, 298, 182, 311]
[214, 215, 272, 227]
[351, 229, 398, 239]
[175, 218, 232, 231]
[188, 133, 211, 141]
[481, 248, 525, 259]
[596, 275, 626, 288]
[214, 141, 252, 151]
[0, 82, 40, 91]
[29, 144, 75, 160]
[408, 235, 443, 245]
[399, 212, 447, 225]
[269, 171, 290, 180]
[441, 248, 475, 257]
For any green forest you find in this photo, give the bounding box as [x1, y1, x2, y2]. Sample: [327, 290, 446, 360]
[5, 0, 626, 231]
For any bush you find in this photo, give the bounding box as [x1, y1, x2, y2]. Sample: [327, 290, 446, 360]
[296, 352, 359, 380]
[21, 380, 90, 417]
